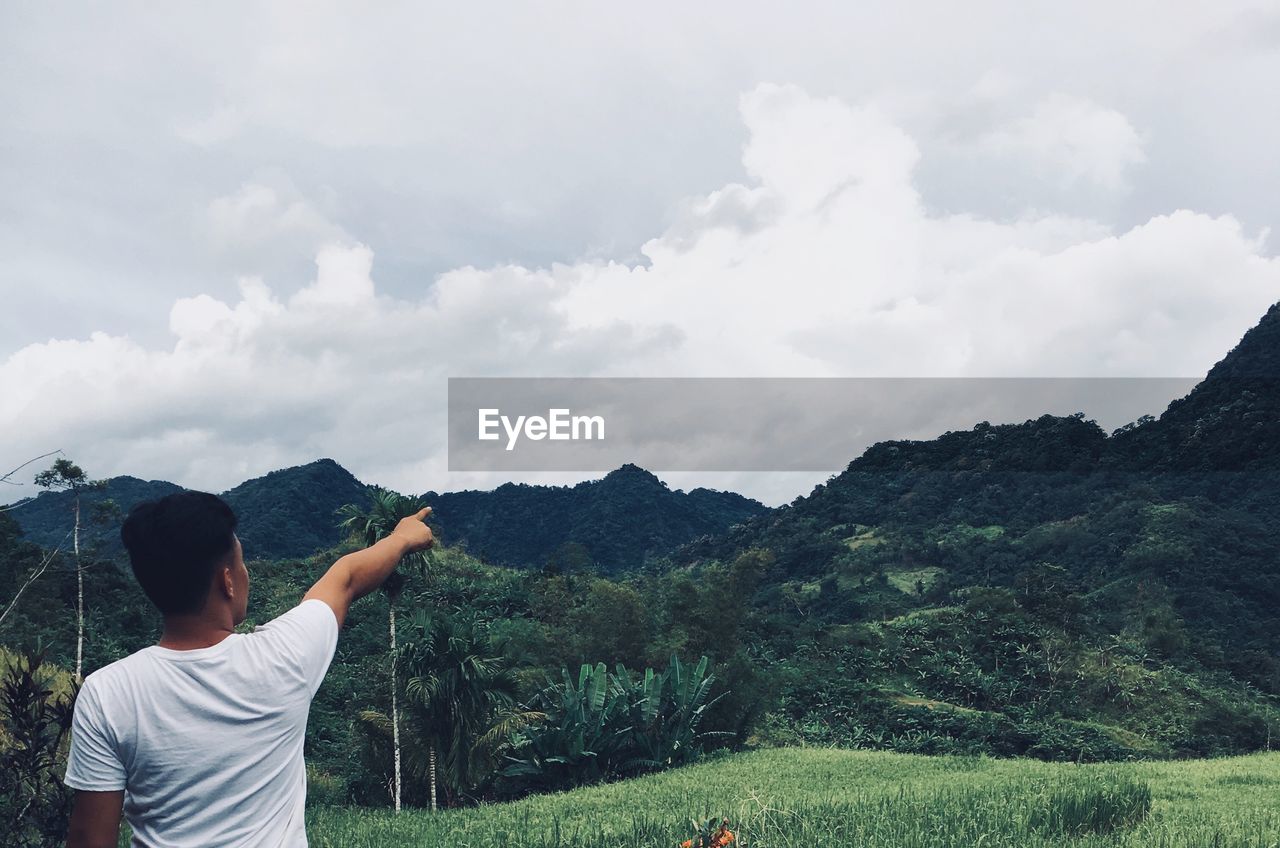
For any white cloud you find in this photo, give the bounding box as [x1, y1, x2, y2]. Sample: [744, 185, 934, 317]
[1, 84, 1277, 506]
[205, 178, 347, 254]
[979, 93, 1147, 192]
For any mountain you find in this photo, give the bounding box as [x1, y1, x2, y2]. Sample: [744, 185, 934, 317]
[423, 463, 768, 573]
[221, 458, 370, 560]
[6, 475, 182, 555]
[8, 459, 366, 561]
[679, 301, 1280, 693]
[10, 459, 766, 569]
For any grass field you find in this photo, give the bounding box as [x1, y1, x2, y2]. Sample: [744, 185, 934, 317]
[280, 748, 1280, 847]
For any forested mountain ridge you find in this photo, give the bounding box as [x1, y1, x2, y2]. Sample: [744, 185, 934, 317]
[1107, 300, 1280, 471]
[679, 300, 1280, 701]
[686, 302, 1280, 561]
[7, 458, 365, 559]
[10, 459, 766, 567]
[422, 463, 768, 572]
[6, 474, 181, 555]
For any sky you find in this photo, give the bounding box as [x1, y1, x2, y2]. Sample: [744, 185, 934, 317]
[2, 1, 1280, 506]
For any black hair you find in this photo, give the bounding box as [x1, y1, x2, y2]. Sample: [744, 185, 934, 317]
[120, 491, 239, 616]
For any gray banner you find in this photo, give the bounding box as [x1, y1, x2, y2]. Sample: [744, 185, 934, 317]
[447, 377, 1199, 472]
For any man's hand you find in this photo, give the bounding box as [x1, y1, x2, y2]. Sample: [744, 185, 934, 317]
[391, 507, 434, 553]
[304, 506, 434, 627]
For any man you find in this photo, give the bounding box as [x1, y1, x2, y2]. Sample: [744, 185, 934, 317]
[64, 490, 433, 847]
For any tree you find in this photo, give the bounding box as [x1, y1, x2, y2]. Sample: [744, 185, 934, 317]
[336, 487, 430, 813]
[388, 613, 538, 810]
[574, 579, 649, 669]
[33, 458, 104, 681]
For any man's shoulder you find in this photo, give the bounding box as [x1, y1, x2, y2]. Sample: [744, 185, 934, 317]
[245, 599, 340, 697]
[252, 598, 339, 636]
[78, 648, 160, 713]
[83, 647, 156, 685]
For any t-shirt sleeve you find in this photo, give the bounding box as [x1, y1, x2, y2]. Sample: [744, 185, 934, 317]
[254, 598, 341, 697]
[64, 680, 127, 791]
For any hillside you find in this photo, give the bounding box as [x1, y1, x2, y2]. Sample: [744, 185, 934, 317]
[672, 301, 1280, 746]
[423, 464, 768, 572]
[1108, 299, 1280, 471]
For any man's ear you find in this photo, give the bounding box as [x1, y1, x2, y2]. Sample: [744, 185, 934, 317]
[221, 566, 235, 600]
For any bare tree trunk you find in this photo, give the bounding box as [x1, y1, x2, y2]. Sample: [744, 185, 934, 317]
[390, 602, 401, 814]
[429, 745, 438, 812]
[74, 496, 83, 682]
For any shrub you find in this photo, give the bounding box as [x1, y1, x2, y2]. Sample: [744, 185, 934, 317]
[0, 649, 76, 848]
[306, 764, 348, 807]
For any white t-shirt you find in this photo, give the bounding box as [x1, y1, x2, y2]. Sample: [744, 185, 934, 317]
[64, 598, 340, 848]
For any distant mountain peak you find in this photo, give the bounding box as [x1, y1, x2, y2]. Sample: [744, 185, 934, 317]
[600, 463, 665, 485]
[244, 457, 358, 481]
[1203, 300, 1280, 380]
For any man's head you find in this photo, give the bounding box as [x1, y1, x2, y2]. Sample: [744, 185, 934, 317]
[121, 491, 248, 623]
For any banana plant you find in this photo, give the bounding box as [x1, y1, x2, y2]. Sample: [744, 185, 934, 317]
[501, 654, 728, 793]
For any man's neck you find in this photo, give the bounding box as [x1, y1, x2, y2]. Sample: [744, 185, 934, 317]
[158, 611, 235, 650]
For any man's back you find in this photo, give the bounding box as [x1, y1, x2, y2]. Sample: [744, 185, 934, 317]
[65, 599, 338, 848]
[65, 493, 431, 847]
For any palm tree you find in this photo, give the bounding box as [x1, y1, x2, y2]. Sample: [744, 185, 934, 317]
[363, 613, 540, 810]
[336, 487, 430, 813]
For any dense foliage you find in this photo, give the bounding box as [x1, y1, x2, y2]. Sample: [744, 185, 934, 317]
[0, 649, 76, 848]
[500, 655, 725, 795]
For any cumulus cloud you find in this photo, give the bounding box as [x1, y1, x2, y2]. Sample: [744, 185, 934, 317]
[979, 93, 1147, 192]
[2, 84, 1277, 505]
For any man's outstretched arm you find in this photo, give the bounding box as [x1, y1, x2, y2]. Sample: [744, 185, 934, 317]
[303, 507, 434, 628]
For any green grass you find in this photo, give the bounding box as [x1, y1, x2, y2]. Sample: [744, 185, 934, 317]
[843, 528, 885, 550]
[934, 524, 1005, 546]
[885, 566, 945, 594]
[282, 748, 1280, 847]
